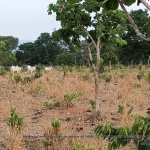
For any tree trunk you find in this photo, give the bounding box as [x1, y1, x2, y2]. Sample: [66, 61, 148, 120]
[94, 70, 100, 115]
[87, 38, 101, 117]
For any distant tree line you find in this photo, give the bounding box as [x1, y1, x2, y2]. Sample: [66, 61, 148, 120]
[0, 9, 150, 67]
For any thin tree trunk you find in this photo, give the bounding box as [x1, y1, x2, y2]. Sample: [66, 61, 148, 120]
[95, 38, 100, 116]
[87, 38, 101, 117]
[118, 0, 150, 41]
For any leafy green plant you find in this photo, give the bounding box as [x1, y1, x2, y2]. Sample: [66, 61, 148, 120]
[0, 69, 6, 76]
[53, 101, 60, 107]
[118, 105, 124, 114]
[71, 142, 96, 150]
[13, 74, 22, 83]
[7, 108, 23, 133]
[36, 64, 43, 72]
[101, 75, 112, 82]
[71, 142, 85, 150]
[34, 71, 42, 79]
[94, 115, 150, 150]
[43, 140, 51, 149]
[64, 92, 84, 108]
[119, 72, 126, 78]
[43, 101, 60, 110]
[23, 138, 29, 149]
[51, 119, 61, 135]
[134, 83, 141, 88]
[90, 100, 96, 110]
[36, 85, 45, 93]
[127, 107, 133, 116]
[23, 76, 34, 83]
[87, 146, 96, 150]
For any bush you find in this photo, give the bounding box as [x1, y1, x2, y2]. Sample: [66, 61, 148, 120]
[13, 74, 22, 83]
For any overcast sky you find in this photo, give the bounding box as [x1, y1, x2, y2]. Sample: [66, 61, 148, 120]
[0, 0, 148, 40]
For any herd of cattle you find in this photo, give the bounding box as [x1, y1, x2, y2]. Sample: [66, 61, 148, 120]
[10, 65, 53, 73]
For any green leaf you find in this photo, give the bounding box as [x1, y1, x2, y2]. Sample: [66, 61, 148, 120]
[105, 0, 118, 10]
[123, 0, 136, 6]
[67, 0, 78, 4]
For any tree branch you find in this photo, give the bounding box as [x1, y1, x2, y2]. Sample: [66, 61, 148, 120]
[81, 26, 97, 48]
[118, 0, 150, 41]
[140, 0, 150, 11]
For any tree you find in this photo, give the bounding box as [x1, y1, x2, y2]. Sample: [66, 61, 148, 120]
[0, 36, 19, 52]
[48, 0, 127, 116]
[0, 41, 16, 66]
[55, 51, 74, 65]
[15, 33, 62, 65]
[67, 0, 150, 41]
[34, 32, 62, 65]
[15, 42, 36, 65]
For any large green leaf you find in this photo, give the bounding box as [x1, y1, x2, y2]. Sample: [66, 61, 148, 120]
[105, 0, 118, 10]
[123, 0, 136, 6]
[67, 0, 77, 4]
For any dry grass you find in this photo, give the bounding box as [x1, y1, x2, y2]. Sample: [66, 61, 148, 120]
[0, 66, 150, 150]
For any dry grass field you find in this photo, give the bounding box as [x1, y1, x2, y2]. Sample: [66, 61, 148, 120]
[0, 66, 150, 150]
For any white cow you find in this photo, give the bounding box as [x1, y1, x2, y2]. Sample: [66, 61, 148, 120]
[45, 66, 53, 71]
[11, 66, 21, 73]
[27, 65, 36, 74]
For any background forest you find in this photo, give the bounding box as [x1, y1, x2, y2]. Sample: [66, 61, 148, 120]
[0, 9, 150, 67]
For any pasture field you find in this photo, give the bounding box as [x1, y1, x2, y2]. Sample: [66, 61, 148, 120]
[0, 65, 150, 150]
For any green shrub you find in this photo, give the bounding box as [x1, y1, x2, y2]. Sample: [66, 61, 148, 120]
[43, 101, 60, 110]
[0, 69, 6, 76]
[34, 71, 42, 79]
[7, 108, 23, 132]
[23, 76, 34, 83]
[13, 74, 22, 83]
[64, 92, 84, 107]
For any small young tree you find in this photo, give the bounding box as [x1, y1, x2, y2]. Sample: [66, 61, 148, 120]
[48, 0, 127, 116]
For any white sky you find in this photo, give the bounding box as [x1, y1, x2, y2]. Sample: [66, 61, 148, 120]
[0, 0, 148, 40]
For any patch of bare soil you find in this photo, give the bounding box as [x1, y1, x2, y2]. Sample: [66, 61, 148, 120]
[0, 68, 150, 149]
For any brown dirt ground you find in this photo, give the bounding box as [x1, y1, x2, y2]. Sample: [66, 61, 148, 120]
[0, 67, 150, 150]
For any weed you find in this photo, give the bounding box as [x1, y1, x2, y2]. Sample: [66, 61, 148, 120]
[13, 74, 22, 83]
[0, 69, 6, 76]
[23, 76, 34, 83]
[134, 83, 141, 88]
[90, 100, 96, 110]
[36, 85, 45, 93]
[118, 105, 124, 114]
[43, 140, 51, 149]
[71, 142, 85, 150]
[7, 108, 23, 133]
[81, 73, 91, 81]
[22, 138, 29, 148]
[34, 71, 42, 79]
[43, 101, 60, 110]
[64, 92, 84, 108]
[51, 119, 61, 135]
